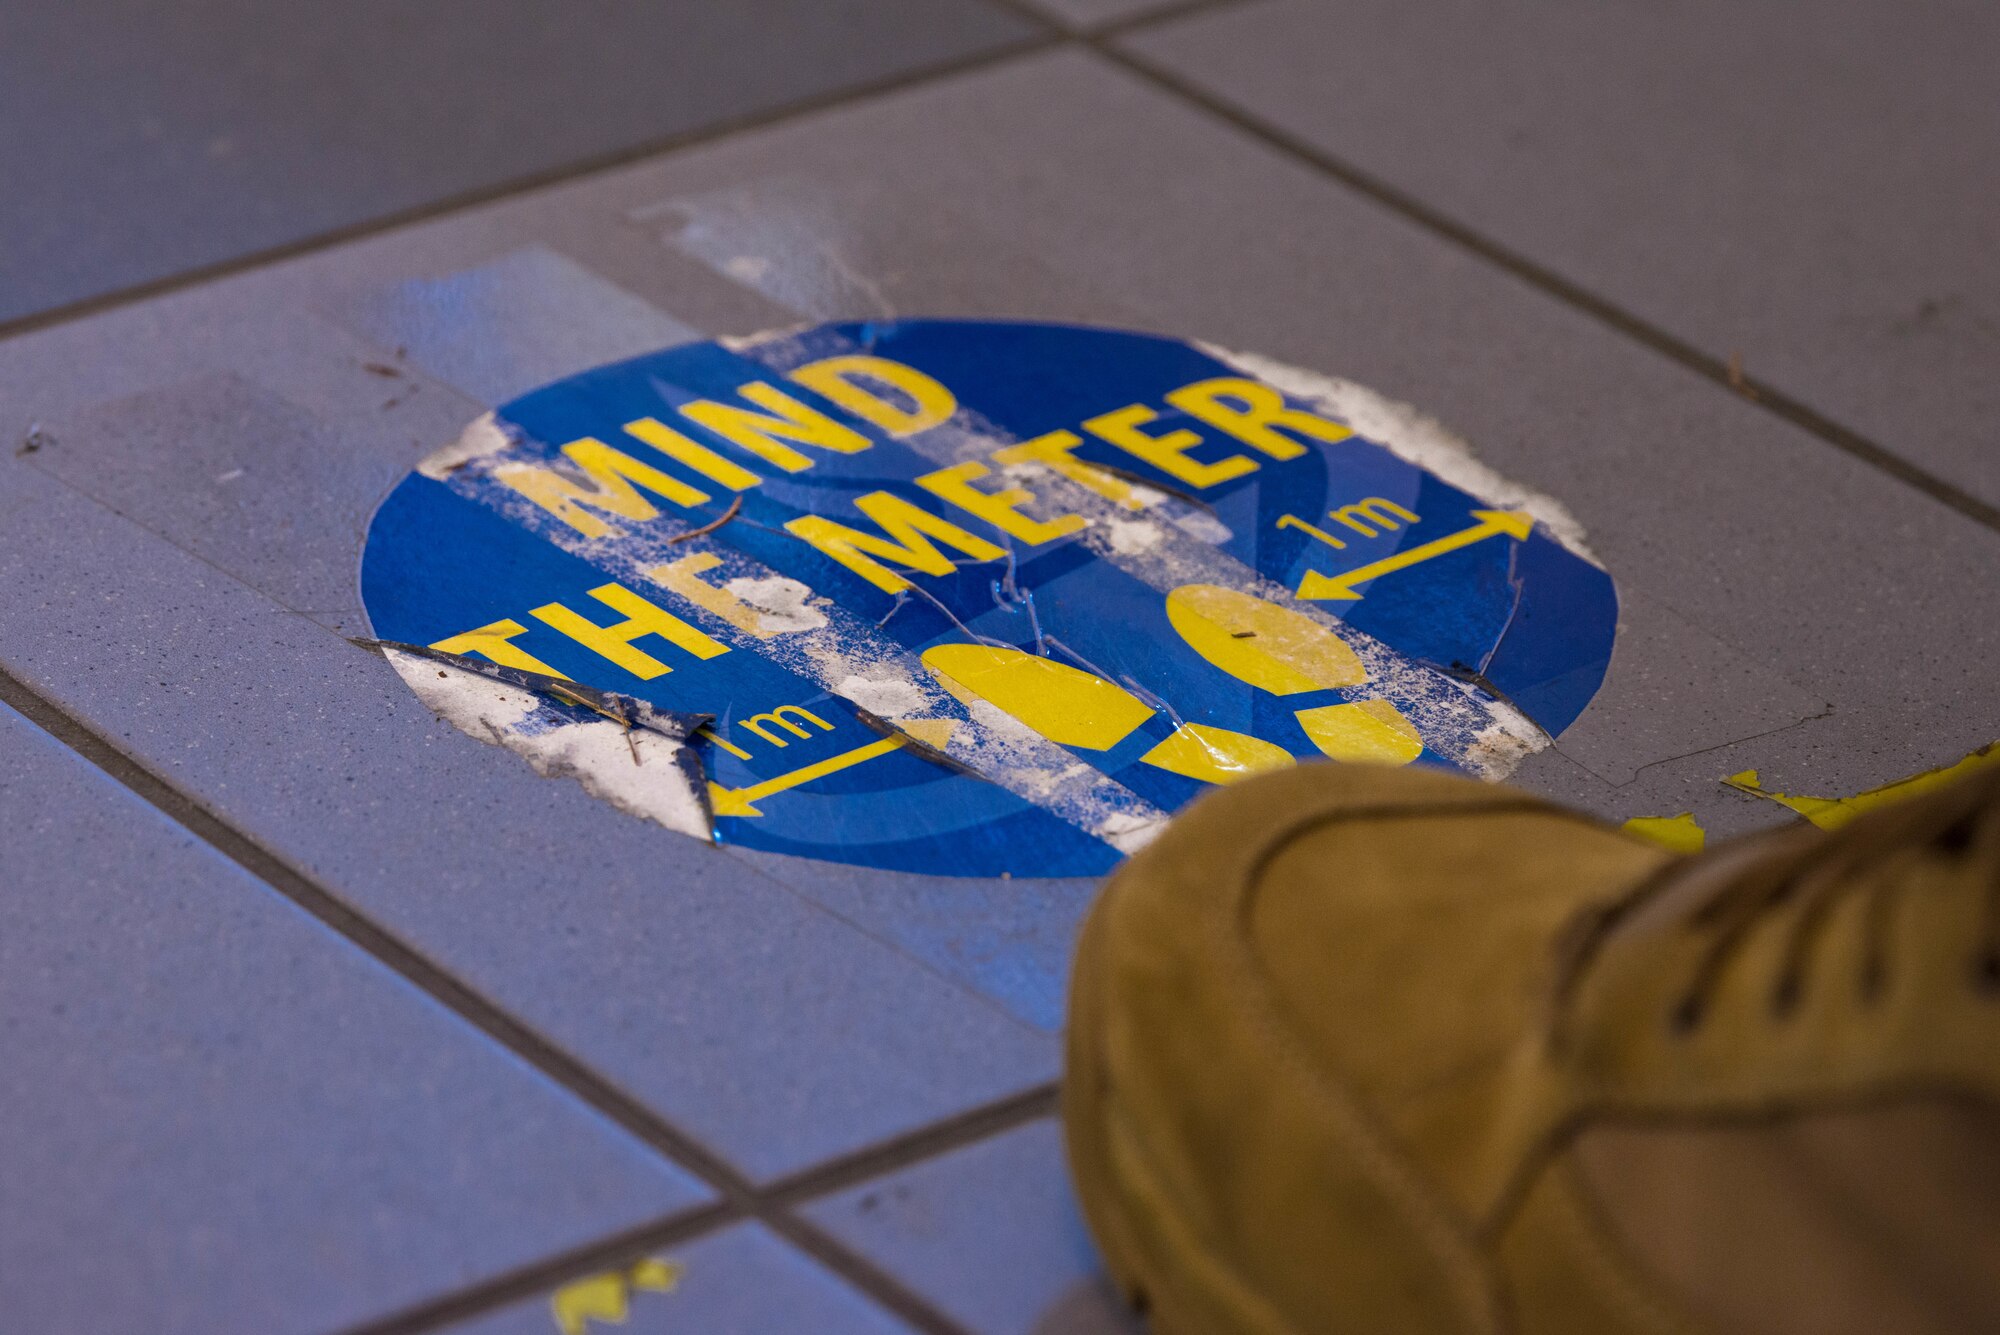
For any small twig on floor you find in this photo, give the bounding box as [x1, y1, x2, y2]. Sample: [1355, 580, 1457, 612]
[668, 495, 743, 545]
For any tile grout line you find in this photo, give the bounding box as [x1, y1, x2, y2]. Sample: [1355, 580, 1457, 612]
[0, 660, 1030, 1335]
[0, 666, 748, 1186]
[0, 0, 1986, 529]
[0, 0, 1266, 352]
[1077, 0, 1258, 40]
[340, 1203, 740, 1335]
[0, 26, 1061, 351]
[348, 1088, 1061, 1335]
[764, 1082, 1061, 1210]
[1081, 31, 2000, 535]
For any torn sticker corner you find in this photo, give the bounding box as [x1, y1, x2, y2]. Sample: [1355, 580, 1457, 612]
[417, 411, 519, 480]
[372, 642, 716, 844]
[1461, 699, 1549, 781]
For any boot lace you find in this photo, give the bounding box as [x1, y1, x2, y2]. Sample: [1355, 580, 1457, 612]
[1552, 762, 2000, 1039]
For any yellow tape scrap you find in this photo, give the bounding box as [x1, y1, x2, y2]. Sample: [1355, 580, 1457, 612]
[550, 1258, 685, 1335]
[1620, 812, 1707, 854]
[1724, 742, 1999, 831]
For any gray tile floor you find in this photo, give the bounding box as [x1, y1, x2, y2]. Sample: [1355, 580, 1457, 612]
[0, 0, 1037, 326]
[0, 701, 704, 1335]
[1121, 0, 2000, 508]
[1, 3, 1993, 1332]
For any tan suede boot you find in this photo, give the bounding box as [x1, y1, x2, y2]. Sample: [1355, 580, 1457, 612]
[1063, 760, 2000, 1334]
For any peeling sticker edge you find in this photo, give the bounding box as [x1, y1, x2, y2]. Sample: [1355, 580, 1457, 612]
[365, 640, 718, 844]
[1201, 343, 1600, 563]
[418, 411, 516, 480]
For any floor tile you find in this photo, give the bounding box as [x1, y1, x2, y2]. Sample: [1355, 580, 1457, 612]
[1519, 704, 1992, 848]
[803, 1120, 1139, 1335]
[23, 363, 448, 626]
[1543, 589, 1830, 789]
[0, 464, 1057, 1181]
[339, 247, 704, 408]
[726, 853, 1100, 1033]
[441, 1223, 914, 1335]
[0, 0, 1036, 324]
[0, 701, 705, 1335]
[1121, 0, 2000, 506]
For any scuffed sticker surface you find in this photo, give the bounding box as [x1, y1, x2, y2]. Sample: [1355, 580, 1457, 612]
[361, 320, 1619, 877]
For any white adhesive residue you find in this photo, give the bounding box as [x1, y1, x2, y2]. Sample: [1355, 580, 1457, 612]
[418, 412, 516, 481]
[1203, 344, 1599, 562]
[1105, 519, 1162, 556]
[1096, 809, 1167, 855]
[388, 651, 711, 840]
[722, 575, 829, 635]
[1169, 510, 1233, 545]
[835, 673, 929, 717]
[1463, 702, 1547, 782]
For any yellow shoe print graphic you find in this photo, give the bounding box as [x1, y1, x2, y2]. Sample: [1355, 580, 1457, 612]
[922, 585, 1426, 787]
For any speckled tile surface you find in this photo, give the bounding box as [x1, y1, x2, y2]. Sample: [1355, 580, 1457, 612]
[439, 1224, 916, 1335]
[2, 8, 1992, 1331]
[0, 701, 705, 1335]
[0, 0, 1037, 324]
[1121, 0, 2000, 507]
[805, 1121, 1139, 1335]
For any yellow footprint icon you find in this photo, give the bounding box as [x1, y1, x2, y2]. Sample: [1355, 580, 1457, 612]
[921, 584, 1423, 786]
[922, 642, 1293, 785]
[1167, 584, 1423, 765]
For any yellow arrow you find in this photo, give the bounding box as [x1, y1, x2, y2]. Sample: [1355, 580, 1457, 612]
[1295, 509, 1533, 601]
[708, 719, 956, 817]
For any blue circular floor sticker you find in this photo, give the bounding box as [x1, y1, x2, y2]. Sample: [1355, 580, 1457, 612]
[361, 320, 1616, 878]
